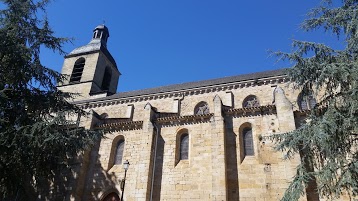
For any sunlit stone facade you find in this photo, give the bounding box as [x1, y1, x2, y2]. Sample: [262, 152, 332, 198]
[57, 25, 336, 201]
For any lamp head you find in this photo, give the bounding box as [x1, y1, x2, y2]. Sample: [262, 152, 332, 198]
[123, 160, 130, 171]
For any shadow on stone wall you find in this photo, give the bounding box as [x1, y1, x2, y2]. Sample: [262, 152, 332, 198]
[225, 117, 240, 200]
[8, 167, 75, 201]
[22, 140, 121, 201]
[7, 149, 113, 201]
[37, 141, 119, 201]
[152, 134, 165, 201]
[81, 140, 120, 201]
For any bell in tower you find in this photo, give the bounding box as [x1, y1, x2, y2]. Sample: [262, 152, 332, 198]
[57, 25, 121, 101]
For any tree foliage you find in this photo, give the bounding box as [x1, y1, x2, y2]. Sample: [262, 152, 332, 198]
[272, 0, 358, 200]
[0, 0, 102, 199]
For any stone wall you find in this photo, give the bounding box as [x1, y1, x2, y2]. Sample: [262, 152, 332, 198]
[70, 80, 316, 201]
[57, 25, 355, 201]
[58, 51, 120, 101]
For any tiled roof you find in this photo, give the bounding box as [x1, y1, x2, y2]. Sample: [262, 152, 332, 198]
[67, 41, 101, 56]
[75, 68, 288, 104]
[65, 40, 118, 70]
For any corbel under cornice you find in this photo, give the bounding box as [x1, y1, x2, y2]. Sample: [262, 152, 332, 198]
[225, 105, 277, 117]
[155, 113, 214, 126]
[95, 120, 143, 131]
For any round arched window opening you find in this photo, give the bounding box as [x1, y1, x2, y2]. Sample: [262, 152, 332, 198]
[297, 92, 316, 111]
[194, 102, 210, 115]
[101, 67, 112, 91]
[180, 134, 189, 160]
[243, 127, 254, 156]
[114, 139, 125, 165]
[70, 58, 85, 83]
[242, 95, 260, 108]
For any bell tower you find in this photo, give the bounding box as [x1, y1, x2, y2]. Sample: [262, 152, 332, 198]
[58, 25, 121, 101]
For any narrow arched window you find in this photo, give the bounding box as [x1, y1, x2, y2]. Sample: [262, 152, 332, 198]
[307, 94, 316, 109]
[194, 102, 209, 115]
[243, 128, 254, 156]
[243, 95, 260, 108]
[180, 134, 189, 160]
[101, 67, 112, 91]
[95, 30, 102, 39]
[114, 139, 125, 165]
[298, 92, 316, 111]
[299, 96, 308, 110]
[70, 58, 85, 83]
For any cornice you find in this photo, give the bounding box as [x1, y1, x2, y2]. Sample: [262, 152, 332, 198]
[92, 105, 277, 130]
[155, 113, 214, 126]
[293, 110, 309, 116]
[77, 75, 288, 109]
[224, 105, 277, 117]
[293, 106, 326, 117]
[95, 120, 143, 131]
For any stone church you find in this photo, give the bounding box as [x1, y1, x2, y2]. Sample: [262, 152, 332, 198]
[57, 25, 321, 201]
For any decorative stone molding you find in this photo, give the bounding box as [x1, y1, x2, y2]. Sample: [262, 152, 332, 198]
[76, 75, 287, 109]
[155, 113, 214, 127]
[225, 105, 276, 117]
[93, 105, 276, 130]
[95, 119, 143, 131]
[293, 106, 326, 116]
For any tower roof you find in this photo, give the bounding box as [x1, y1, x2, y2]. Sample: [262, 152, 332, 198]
[65, 25, 117, 69]
[67, 42, 102, 56]
[94, 24, 109, 35]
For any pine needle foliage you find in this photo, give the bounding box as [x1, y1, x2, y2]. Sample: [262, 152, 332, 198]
[272, 0, 358, 200]
[0, 0, 102, 199]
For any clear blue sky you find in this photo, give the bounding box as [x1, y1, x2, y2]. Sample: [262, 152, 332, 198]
[40, 0, 340, 92]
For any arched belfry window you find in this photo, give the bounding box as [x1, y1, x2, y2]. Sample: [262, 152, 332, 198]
[101, 67, 112, 91]
[298, 92, 316, 111]
[242, 95, 260, 108]
[114, 139, 125, 165]
[94, 30, 102, 39]
[70, 58, 85, 83]
[243, 127, 254, 156]
[194, 101, 210, 115]
[180, 134, 189, 160]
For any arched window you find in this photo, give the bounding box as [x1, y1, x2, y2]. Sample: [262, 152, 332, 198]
[243, 128, 254, 156]
[70, 58, 85, 83]
[94, 30, 102, 39]
[101, 67, 112, 91]
[298, 92, 316, 111]
[242, 95, 260, 108]
[194, 102, 209, 115]
[180, 134, 189, 160]
[114, 139, 125, 165]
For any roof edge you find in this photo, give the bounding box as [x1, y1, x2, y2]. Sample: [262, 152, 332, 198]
[73, 68, 289, 107]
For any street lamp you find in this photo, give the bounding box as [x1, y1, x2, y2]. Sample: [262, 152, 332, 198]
[120, 160, 130, 201]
